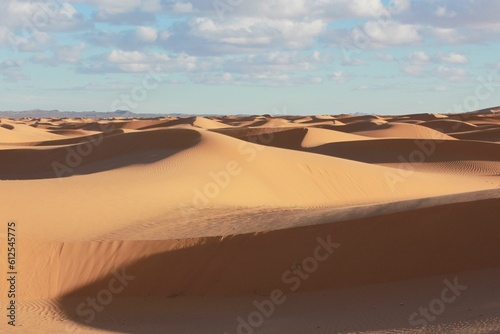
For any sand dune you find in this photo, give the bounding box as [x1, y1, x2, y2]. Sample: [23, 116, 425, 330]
[0, 128, 200, 179]
[318, 119, 389, 133]
[449, 127, 500, 142]
[0, 111, 499, 334]
[306, 138, 500, 163]
[54, 197, 499, 300]
[419, 119, 478, 133]
[354, 122, 457, 140]
[301, 127, 372, 146]
[0, 119, 65, 143]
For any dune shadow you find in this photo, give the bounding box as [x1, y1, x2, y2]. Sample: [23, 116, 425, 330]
[315, 120, 391, 133]
[212, 127, 307, 150]
[307, 138, 500, 163]
[56, 198, 500, 333]
[0, 128, 201, 180]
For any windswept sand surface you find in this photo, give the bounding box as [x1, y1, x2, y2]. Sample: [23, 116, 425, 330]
[0, 111, 499, 333]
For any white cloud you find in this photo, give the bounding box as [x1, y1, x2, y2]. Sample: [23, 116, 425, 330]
[6, 30, 52, 52]
[88, 48, 332, 86]
[317, 0, 388, 19]
[85, 27, 169, 50]
[57, 43, 86, 63]
[222, 51, 330, 74]
[184, 17, 325, 51]
[172, 2, 194, 14]
[434, 6, 456, 18]
[136, 26, 158, 42]
[1, 0, 498, 90]
[159, 30, 171, 40]
[5, 1, 88, 31]
[189, 71, 234, 85]
[174, 0, 401, 22]
[435, 65, 467, 82]
[407, 51, 430, 65]
[429, 28, 463, 44]
[400, 51, 469, 79]
[387, 0, 411, 14]
[0, 1, 89, 53]
[376, 53, 395, 61]
[0, 59, 29, 81]
[401, 65, 425, 77]
[346, 0, 388, 17]
[332, 71, 352, 83]
[190, 71, 314, 86]
[107, 50, 148, 63]
[437, 52, 467, 64]
[74, 0, 160, 24]
[202, 0, 309, 20]
[362, 20, 422, 47]
[80, 50, 199, 73]
[73, 0, 162, 15]
[340, 56, 365, 66]
[32, 43, 85, 65]
[397, 0, 500, 34]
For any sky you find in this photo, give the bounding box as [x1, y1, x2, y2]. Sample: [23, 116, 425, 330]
[1, 0, 500, 115]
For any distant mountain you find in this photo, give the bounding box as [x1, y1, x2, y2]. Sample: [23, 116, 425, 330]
[468, 106, 500, 115]
[0, 106, 499, 119]
[0, 109, 174, 118]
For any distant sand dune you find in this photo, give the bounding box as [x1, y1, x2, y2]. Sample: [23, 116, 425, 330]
[419, 119, 478, 133]
[354, 122, 457, 140]
[0, 128, 200, 179]
[449, 127, 500, 142]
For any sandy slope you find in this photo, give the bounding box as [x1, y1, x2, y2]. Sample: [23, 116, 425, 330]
[0, 111, 499, 334]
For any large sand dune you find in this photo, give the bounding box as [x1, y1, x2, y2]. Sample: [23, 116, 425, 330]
[0, 111, 499, 333]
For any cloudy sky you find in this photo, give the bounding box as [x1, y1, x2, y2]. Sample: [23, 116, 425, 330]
[1, 0, 500, 115]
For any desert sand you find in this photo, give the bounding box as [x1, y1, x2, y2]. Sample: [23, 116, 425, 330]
[0, 109, 499, 333]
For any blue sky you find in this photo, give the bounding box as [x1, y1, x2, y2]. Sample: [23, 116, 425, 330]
[1, 0, 500, 115]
